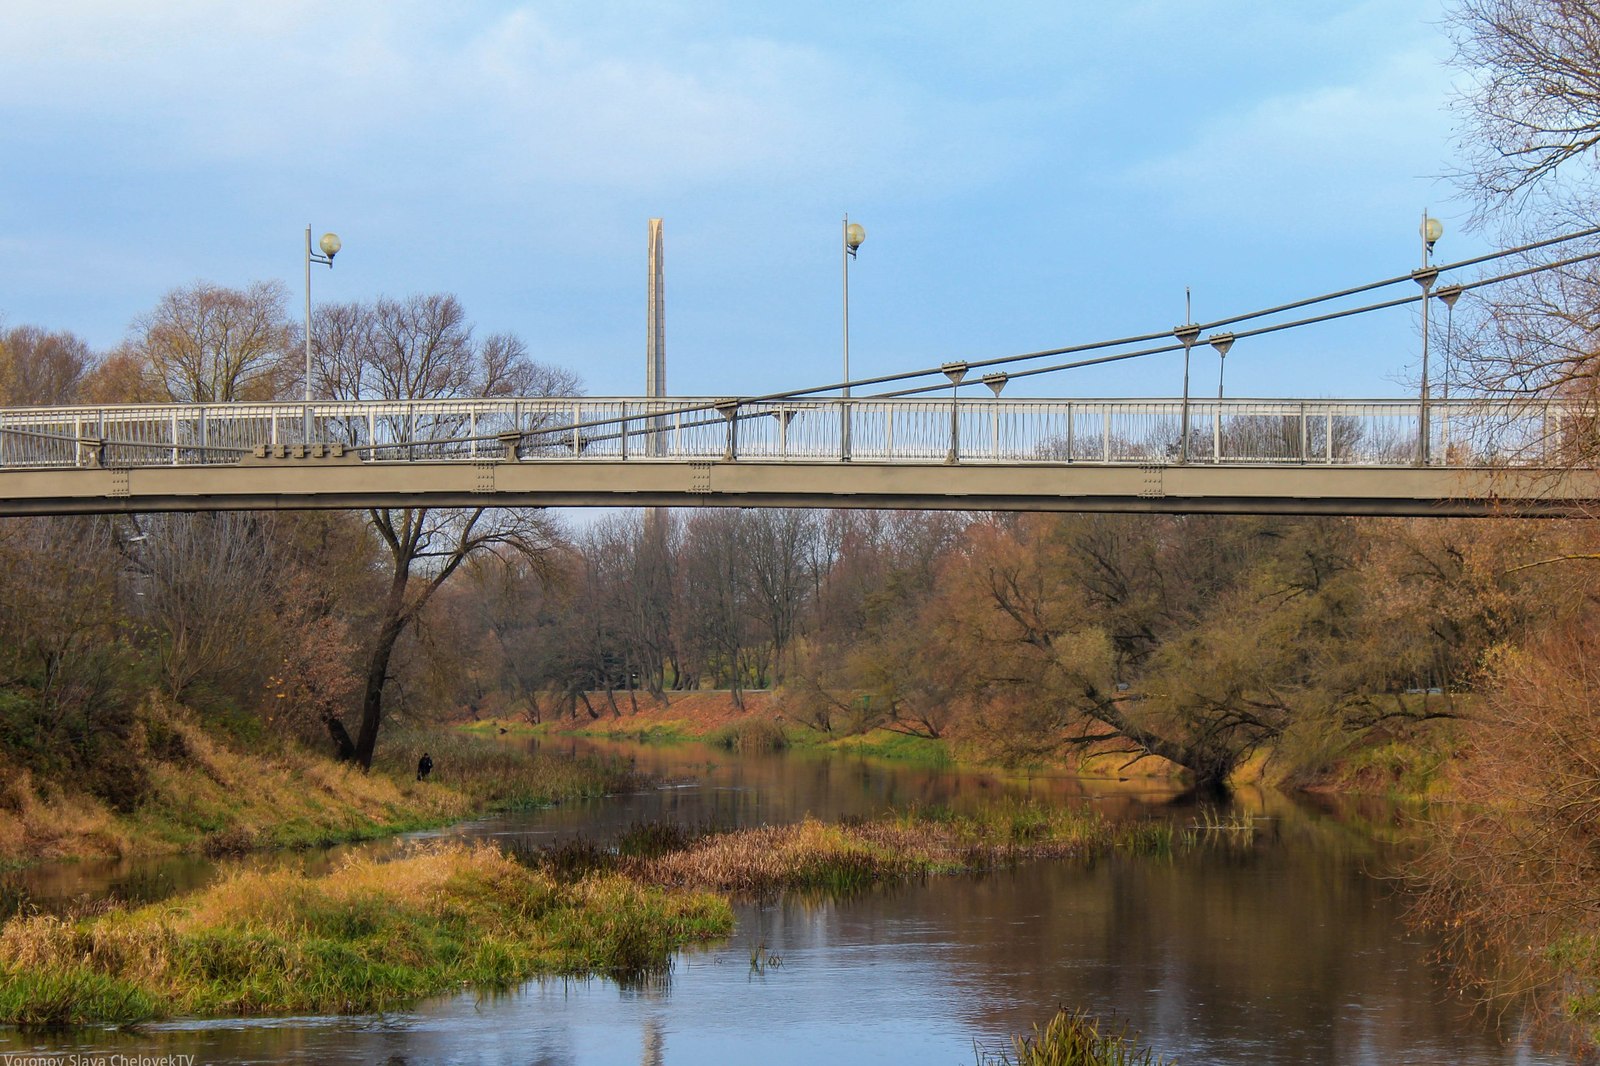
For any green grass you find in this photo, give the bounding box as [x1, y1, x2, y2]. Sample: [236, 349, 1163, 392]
[458, 720, 546, 736]
[1115, 821, 1176, 857]
[790, 728, 954, 767]
[1334, 738, 1453, 800]
[0, 842, 732, 1025]
[564, 724, 696, 746]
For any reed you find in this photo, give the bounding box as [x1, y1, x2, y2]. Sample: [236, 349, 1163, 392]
[706, 719, 790, 754]
[375, 726, 650, 812]
[1189, 808, 1258, 838]
[0, 841, 731, 1025]
[1115, 821, 1176, 857]
[979, 1008, 1172, 1066]
[631, 801, 1113, 895]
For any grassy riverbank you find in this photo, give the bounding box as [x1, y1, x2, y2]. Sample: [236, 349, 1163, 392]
[519, 689, 1470, 800]
[0, 701, 645, 866]
[0, 842, 731, 1025]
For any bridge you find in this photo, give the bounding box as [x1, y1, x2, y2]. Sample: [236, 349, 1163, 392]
[0, 394, 1595, 517]
[4, 225, 1600, 518]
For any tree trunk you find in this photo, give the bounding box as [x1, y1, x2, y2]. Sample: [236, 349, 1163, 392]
[353, 596, 407, 771]
[1081, 685, 1240, 792]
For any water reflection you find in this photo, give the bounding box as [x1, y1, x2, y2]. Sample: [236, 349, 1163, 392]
[0, 737, 1569, 1064]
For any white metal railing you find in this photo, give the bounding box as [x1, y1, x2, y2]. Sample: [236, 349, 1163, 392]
[0, 396, 1589, 469]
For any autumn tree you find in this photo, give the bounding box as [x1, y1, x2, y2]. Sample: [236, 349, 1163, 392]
[124, 280, 296, 403]
[314, 293, 576, 768]
[0, 325, 94, 405]
[126, 512, 283, 699]
[0, 516, 144, 808]
[738, 509, 818, 680]
[1408, 616, 1600, 1036]
[1434, 0, 1600, 467]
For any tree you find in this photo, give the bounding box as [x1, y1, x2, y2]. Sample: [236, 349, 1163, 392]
[128, 512, 284, 699]
[315, 293, 575, 768]
[738, 509, 817, 680]
[1408, 616, 1600, 1035]
[125, 280, 296, 403]
[1447, 0, 1600, 211]
[0, 516, 144, 808]
[1437, 2, 1600, 459]
[0, 325, 94, 405]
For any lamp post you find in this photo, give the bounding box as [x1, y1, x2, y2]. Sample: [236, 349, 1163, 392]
[305, 225, 341, 439]
[942, 362, 967, 463]
[1174, 285, 1200, 463]
[842, 216, 865, 460]
[1210, 332, 1234, 463]
[1414, 213, 1442, 465]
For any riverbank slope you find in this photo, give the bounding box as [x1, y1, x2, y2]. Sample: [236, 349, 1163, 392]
[1, 698, 643, 867]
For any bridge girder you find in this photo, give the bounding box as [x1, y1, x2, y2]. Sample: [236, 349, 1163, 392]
[0, 459, 1595, 518]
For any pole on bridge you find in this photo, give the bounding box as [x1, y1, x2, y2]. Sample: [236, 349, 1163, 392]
[304, 226, 340, 446]
[1211, 332, 1234, 463]
[842, 217, 865, 461]
[943, 362, 967, 463]
[1174, 315, 1201, 464]
[1415, 213, 1443, 466]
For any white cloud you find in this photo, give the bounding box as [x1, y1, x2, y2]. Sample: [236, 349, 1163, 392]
[1125, 44, 1459, 230]
[0, 2, 1022, 200]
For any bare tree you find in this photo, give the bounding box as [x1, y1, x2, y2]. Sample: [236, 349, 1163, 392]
[1428, 3, 1600, 477]
[1447, 0, 1600, 212]
[738, 509, 817, 681]
[126, 280, 296, 403]
[0, 325, 94, 405]
[316, 293, 573, 768]
[129, 512, 284, 699]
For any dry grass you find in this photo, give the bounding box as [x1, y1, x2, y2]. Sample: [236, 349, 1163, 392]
[0, 771, 133, 863]
[0, 702, 647, 866]
[0, 841, 731, 1025]
[629, 802, 1114, 895]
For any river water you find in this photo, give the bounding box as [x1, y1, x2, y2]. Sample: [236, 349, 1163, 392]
[0, 737, 1569, 1065]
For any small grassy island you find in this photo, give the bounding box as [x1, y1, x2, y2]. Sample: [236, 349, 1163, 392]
[0, 842, 732, 1026]
[0, 801, 1174, 1026]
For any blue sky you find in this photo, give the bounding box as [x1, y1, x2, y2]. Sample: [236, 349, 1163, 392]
[0, 1, 1482, 401]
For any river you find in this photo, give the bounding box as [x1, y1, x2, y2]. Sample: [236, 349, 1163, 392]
[0, 736, 1568, 1065]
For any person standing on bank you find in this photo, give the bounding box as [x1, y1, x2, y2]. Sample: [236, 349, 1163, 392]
[417, 752, 433, 781]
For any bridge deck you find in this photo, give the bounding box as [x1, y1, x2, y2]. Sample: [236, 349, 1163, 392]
[0, 396, 1594, 516]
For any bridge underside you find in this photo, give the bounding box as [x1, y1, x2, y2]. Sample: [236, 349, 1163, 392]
[1, 459, 1596, 517]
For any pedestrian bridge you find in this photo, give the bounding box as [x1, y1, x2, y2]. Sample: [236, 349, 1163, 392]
[0, 395, 1596, 517]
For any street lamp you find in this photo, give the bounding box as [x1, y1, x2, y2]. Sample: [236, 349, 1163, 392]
[842, 216, 865, 459]
[1414, 213, 1442, 464]
[943, 361, 967, 463]
[304, 226, 341, 433]
[1210, 332, 1234, 462]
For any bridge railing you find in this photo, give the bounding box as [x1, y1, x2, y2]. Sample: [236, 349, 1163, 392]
[0, 396, 1586, 469]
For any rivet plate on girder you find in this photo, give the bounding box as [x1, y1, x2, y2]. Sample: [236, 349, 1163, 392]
[1139, 464, 1164, 498]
